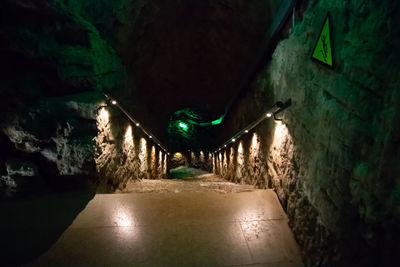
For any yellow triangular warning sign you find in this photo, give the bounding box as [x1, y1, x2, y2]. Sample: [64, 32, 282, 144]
[311, 13, 333, 68]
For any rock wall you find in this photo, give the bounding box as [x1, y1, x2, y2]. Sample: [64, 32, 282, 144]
[189, 150, 213, 172]
[213, 0, 400, 265]
[0, 0, 145, 196]
[94, 106, 168, 192]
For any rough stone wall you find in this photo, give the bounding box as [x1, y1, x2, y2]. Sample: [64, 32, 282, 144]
[0, 0, 148, 196]
[213, 0, 400, 265]
[94, 106, 167, 192]
[214, 129, 271, 188]
[189, 150, 213, 172]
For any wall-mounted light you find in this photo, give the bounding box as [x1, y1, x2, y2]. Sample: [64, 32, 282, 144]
[103, 92, 171, 156]
[97, 104, 108, 110]
[212, 100, 291, 153]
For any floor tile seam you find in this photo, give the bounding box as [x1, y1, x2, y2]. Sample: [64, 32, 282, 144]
[238, 220, 254, 262]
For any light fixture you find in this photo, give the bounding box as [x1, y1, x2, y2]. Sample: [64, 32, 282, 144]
[104, 93, 171, 156]
[212, 100, 290, 154]
[179, 122, 188, 131]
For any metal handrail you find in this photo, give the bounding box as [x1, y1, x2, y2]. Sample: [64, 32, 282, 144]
[104, 93, 170, 155]
[213, 100, 291, 153]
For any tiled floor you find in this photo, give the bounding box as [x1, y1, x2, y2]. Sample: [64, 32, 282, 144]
[4, 168, 303, 266]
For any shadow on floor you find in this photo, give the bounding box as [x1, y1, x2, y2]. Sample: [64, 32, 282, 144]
[169, 166, 209, 179]
[0, 189, 95, 266]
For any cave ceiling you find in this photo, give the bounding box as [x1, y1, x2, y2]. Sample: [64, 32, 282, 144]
[0, 0, 284, 149]
[109, 0, 282, 137]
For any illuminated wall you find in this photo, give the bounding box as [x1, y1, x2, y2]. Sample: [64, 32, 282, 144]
[211, 0, 400, 265]
[213, 131, 271, 187]
[188, 150, 213, 172]
[95, 107, 167, 191]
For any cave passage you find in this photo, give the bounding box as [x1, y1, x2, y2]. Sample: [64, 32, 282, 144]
[1, 0, 400, 266]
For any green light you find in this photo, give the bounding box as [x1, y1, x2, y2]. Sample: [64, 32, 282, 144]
[199, 114, 225, 126]
[179, 122, 188, 131]
[211, 115, 224, 125]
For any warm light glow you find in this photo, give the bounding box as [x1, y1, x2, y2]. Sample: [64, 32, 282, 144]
[139, 138, 148, 173]
[223, 151, 227, 173]
[229, 147, 234, 170]
[112, 207, 134, 227]
[236, 141, 244, 179]
[245, 130, 249, 133]
[249, 133, 262, 179]
[123, 125, 135, 159]
[163, 153, 167, 174]
[273, 121, 288, 146]
[173, 152, 184, 160]
[111, 100, 117, 105]
[149, 136, 152, 139]
[232, 138, 236, 142]
[124, 126, 133, 145]
[200, 151, 205, 163]
[158, 150, 163, 176]
[150, 146, 156, 175]
[224, 145, 227, 147]
[94, 107, 112, 174]
[136, 123, 140, 126]
[98, 107, 109, 125]
[112, 207, 136, 236]
[238, 141, 243, 153]
[212, 153, 216, 173]
[266, 113, 272, 118]
[251, 133, 258, 150]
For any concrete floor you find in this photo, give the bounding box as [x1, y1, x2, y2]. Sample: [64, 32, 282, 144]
[3, 168, 303, 266]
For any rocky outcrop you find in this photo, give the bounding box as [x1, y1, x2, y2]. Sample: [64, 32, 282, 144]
[0, 0, 128, 195]
[214, 0, 400, 265]
[189, 151, 213, 172]
[94, 107, 167, 192]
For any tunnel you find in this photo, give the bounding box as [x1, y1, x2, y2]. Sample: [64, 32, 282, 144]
[1, 0, 400, 266]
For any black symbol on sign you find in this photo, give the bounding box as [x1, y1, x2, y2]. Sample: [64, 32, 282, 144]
[321, 35, 328, 62]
